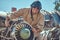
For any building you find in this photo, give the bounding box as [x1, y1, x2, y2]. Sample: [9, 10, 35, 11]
[11, 7, 17, 12]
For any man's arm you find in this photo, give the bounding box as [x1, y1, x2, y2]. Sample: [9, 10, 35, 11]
[36, 14, 44, 32]
[5, 9, 24, 27]
[10, 9, 24, 19]
[5, 8, 29, 27]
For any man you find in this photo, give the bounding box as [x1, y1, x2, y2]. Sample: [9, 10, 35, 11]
[5, 1, 44, 40]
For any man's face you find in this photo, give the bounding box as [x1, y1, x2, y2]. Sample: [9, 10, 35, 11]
[32, 7, 39, 14]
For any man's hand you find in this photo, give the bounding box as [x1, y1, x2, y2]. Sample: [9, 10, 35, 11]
[32, 27, 37, 33]
[5, 16, 10, 27]
[32, 27, 40, 37]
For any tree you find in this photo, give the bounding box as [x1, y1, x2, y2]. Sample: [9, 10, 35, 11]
[54, 0, 60, 11]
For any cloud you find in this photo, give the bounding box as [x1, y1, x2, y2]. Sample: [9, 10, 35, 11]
[0, 11, 7, 16]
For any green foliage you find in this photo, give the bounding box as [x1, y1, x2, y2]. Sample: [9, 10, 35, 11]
[54, 0, 60, 11]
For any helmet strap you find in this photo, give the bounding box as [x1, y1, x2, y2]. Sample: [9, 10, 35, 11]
[30, 8, 34, 21]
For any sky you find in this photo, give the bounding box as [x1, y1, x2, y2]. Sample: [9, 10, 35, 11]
[0, 0, 55, 12]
